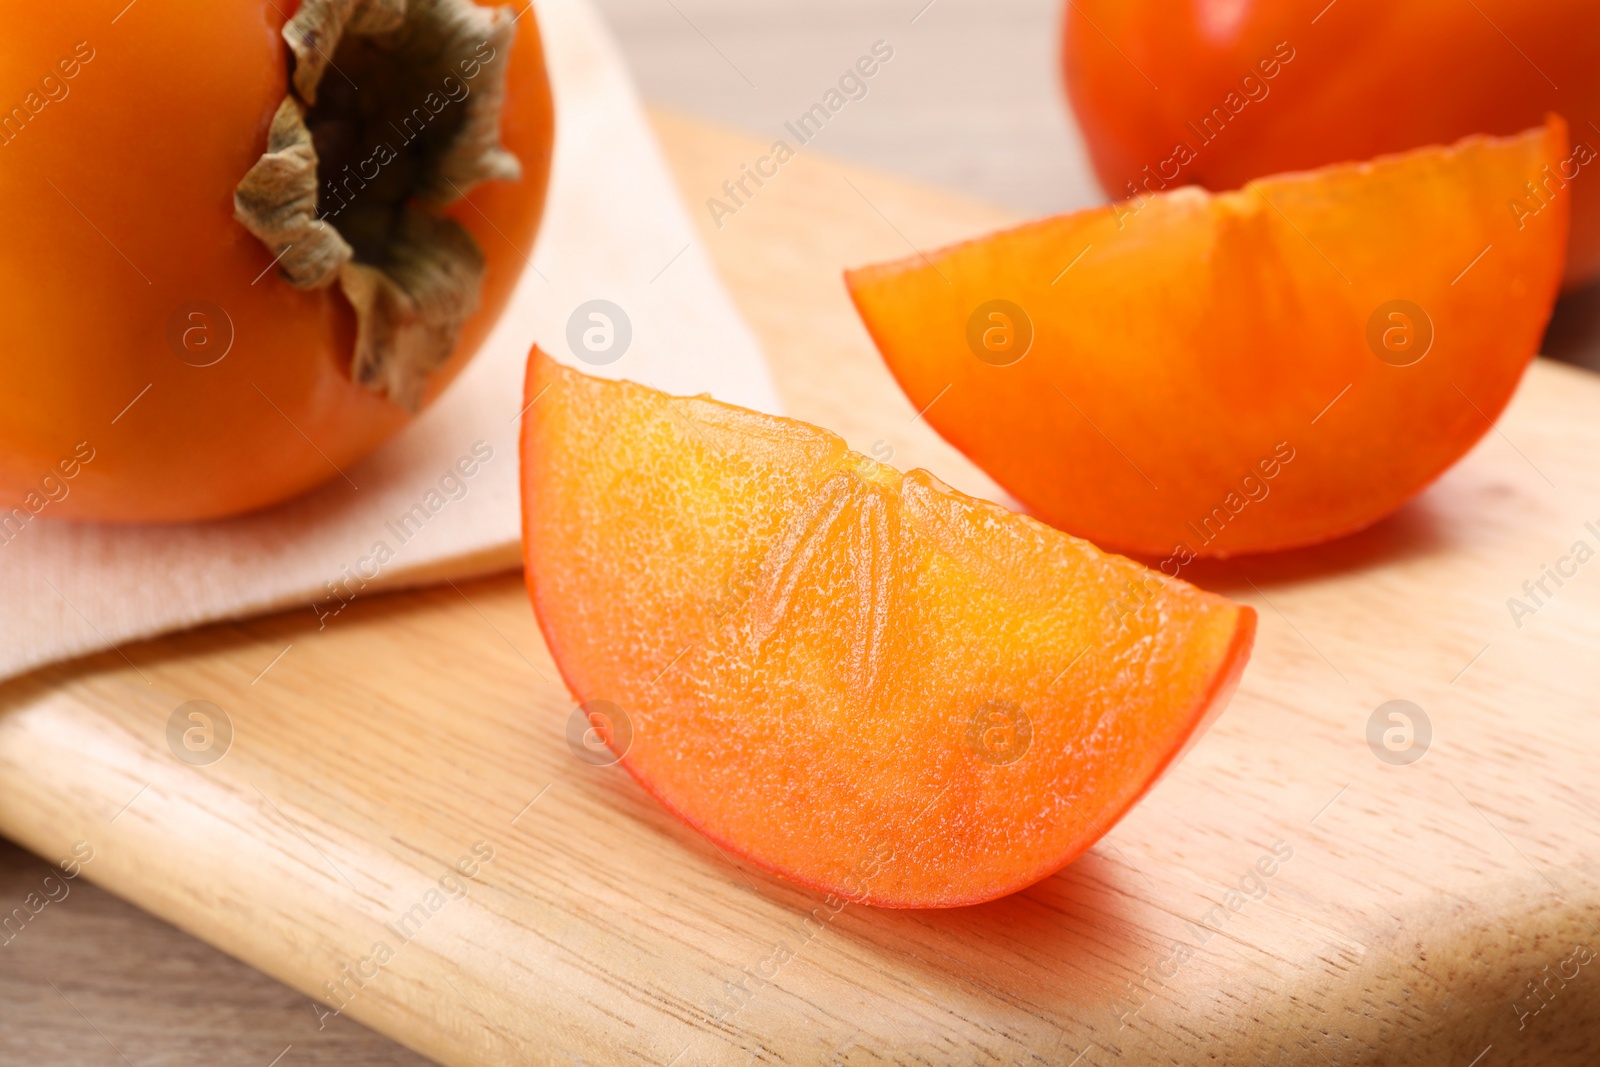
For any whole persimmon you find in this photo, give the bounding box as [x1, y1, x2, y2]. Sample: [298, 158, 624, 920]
[0, 0, 552, 524]
[1063, 0, 1600, 289]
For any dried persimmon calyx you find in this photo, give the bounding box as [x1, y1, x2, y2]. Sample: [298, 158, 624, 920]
[233, 0, 522, 410]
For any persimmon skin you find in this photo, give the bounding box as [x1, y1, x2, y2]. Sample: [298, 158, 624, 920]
[847, 123, 1568, 559]
[0, 0, 552, 522]
[1064, 0, 1600, 289]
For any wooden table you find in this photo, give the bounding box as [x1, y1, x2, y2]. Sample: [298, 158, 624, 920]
[0, 836, 429, 1065]
[4, 110, 1600, 1065]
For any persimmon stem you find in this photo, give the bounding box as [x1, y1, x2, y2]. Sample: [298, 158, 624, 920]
[233, 0, 521, 409]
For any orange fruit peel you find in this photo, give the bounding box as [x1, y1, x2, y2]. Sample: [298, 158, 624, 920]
[1062, 0, 1600, 289]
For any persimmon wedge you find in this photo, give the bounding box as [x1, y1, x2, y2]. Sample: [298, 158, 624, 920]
[846, 120, 1569, 559]
[521, 350, 1255, 908]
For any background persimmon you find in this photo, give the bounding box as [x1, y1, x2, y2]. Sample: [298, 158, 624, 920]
[0, 0, 552, 523]
[1063, 0, 1600, 289]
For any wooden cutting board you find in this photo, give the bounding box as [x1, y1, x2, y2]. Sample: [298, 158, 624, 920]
[3, 112, 1599, 1066]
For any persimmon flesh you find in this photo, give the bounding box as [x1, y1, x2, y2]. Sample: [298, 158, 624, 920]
[521, 351, 1255, 907]
[847, 122, 1568, 559]
[0, 0, 552, 522]
[1063, 0, 1600, 289]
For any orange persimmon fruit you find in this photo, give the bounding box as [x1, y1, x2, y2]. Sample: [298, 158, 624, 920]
[520, 349, 1255, 907]
[1063, 0, 1600, 289]
[0, 0, 552, 522]
[846, 121, 1569, 559]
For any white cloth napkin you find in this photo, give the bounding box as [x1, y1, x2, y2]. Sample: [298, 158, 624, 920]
[0, 0, 780, 685]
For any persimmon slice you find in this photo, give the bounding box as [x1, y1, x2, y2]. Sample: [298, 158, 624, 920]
[521, 350, 1255, 907]
[846, 120, 1570, 558]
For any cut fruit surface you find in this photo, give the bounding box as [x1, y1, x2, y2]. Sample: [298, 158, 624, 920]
[846, 121, 1569, 559]
[521, 350, 1255, 908]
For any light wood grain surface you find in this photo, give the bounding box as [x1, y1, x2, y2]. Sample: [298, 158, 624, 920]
[0, 835, 430, 1066]
[3, 112, 1600, 1066]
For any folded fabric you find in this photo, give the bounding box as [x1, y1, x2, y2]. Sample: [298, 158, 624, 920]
[0, 0, 780, 685]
